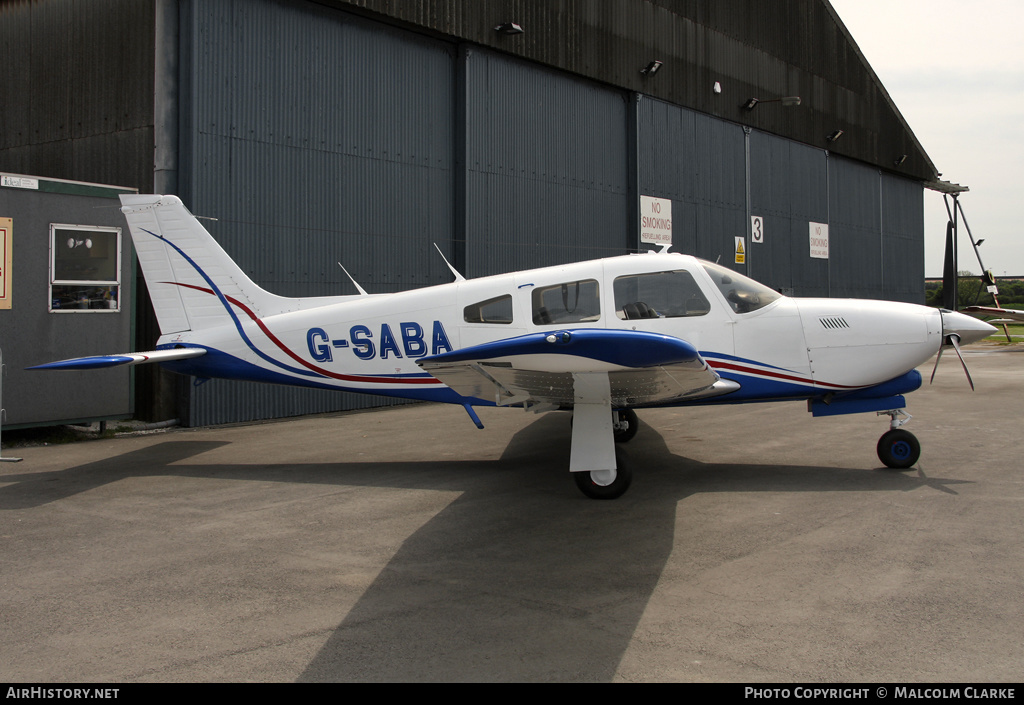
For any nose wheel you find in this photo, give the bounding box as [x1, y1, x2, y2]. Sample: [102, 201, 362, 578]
[876, 410, 920, 469]
[877, 428, 920, 468]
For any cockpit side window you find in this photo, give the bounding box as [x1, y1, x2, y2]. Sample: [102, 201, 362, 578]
[701, 261, 782, 314]
[464, 294, 513, 324]
[531, 279, 601, 325]
[613, 270, 711, 320]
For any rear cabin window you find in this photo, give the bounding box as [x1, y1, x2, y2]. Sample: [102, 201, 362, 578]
[531, 279, 601, 325]
[613, 270, 710, 319]
[464, 294, 513, 324]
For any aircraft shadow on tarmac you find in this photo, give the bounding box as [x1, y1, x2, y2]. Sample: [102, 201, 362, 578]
[0, 414, 971, 682]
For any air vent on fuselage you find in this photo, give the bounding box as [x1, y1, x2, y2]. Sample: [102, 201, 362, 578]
[819, 316, 850, 330]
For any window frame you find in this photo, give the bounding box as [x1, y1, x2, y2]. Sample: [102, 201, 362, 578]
[464, 293, 514, 325]
[48, 224, 122, 313]
[531, 278, 602, 326]
[612, 269, 711, 320]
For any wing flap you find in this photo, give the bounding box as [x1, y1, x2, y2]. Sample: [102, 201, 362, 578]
[27, 347, 206, 371]
[418, 329, 735, 407]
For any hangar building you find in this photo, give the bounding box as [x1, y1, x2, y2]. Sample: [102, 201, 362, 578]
[0, 0, 939, 426]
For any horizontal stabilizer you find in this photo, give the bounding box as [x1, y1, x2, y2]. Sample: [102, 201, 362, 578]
[27, 348, 206, 371]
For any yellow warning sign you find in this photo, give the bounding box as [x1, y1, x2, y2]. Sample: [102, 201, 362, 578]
[734, 236, 746, 265]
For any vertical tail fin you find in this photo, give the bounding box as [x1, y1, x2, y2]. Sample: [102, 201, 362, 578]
[120, 194, 288, 335]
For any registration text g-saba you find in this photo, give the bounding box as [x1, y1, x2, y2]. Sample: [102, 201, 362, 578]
[745, 688, 1016, 700]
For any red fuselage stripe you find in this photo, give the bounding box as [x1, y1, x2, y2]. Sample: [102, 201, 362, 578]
[707, 359, 861, 390]
[165, 282, 442, 385]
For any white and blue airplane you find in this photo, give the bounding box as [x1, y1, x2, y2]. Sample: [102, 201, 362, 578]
[31, 194, 994, 499]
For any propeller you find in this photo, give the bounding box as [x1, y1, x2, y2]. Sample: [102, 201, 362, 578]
[930, 333, 974, 391]
[930, 309, 995, 390]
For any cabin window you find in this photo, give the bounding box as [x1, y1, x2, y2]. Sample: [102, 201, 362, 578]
[49, 225, 121, 312]
[701, 261, 782, 314]
[532, 279, 600, 325]
[464, 294, 513, 324]
[613, 270, 710, 319]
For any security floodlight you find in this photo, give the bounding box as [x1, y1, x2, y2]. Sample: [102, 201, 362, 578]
[742, 96, 800, 110]
[826, 129, 844, 143]
[494, 22, 523, 35]
[641, 60, 663, 76]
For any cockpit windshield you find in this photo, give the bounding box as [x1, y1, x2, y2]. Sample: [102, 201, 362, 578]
[701, 261, 783, 314]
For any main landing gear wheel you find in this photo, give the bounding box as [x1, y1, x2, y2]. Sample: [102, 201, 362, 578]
[613, 408, 639, 443]
[573, 463, 633, 500]
[877, 428, 921, 469]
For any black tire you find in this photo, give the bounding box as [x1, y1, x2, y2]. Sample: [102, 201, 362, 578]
[877, 429, 921, 469]
[613, 408, 639, 443]
[573, 462, 633, 500]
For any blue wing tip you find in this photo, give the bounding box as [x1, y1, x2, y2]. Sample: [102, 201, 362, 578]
[27, 356, 134, 371]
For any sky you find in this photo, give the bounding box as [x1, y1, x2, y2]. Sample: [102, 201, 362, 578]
[827, 0, 1024, 277]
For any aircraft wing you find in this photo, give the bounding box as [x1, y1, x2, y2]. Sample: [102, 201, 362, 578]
[417, 329, 737, 408]
[962, 306, 1024, 323]
[26, 347, 206, 371]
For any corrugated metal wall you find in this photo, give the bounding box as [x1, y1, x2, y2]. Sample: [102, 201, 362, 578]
[0, 0, 155, 191]
[638, 97, 747, 263]
[178, 1, 635, 425]
[342, 0, 936, 184]
[1, 0, 931, 428]
[463, 48, 630, 276]
[749, 130, 830, 297]
[640, 96, 923, 302]
[880, 173, 925, 303]
[177, 0, 926, 426]
[180, 0, 457, 425]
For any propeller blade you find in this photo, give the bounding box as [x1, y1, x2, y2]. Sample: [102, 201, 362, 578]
[929, 345, 945, 385]
[948, 333, 975, 391]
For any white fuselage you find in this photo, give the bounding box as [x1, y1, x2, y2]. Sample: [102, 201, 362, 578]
[158, 252, 977, 406]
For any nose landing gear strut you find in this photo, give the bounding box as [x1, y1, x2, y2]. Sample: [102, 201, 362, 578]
[876, 409, 920, 469]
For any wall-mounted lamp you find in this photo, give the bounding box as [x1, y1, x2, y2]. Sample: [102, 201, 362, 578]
[494, 22, 524, 35]
[713, 81, 722, 94]
[826, 129, 844, 143]
[894, 154, 908, 166]
[640, 60, 663, 77]
[742, 96, 801, 110]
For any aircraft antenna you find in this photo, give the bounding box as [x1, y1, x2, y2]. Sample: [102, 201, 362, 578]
[433, 243, 466, 282]
[337, 263, 369, 296]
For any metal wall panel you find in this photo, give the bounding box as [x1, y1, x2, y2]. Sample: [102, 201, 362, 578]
[463, 48, 630, 276]
[640, 98, 922, 304]
[828, 157, 882, 299]
[0, 0, 155, 191]
[637, 97, 746, 265]
[881, 173, 925, 303]
[748, 130, 830, 297]
[339, 0, 936, 183]
[180, 0, 455, 425]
